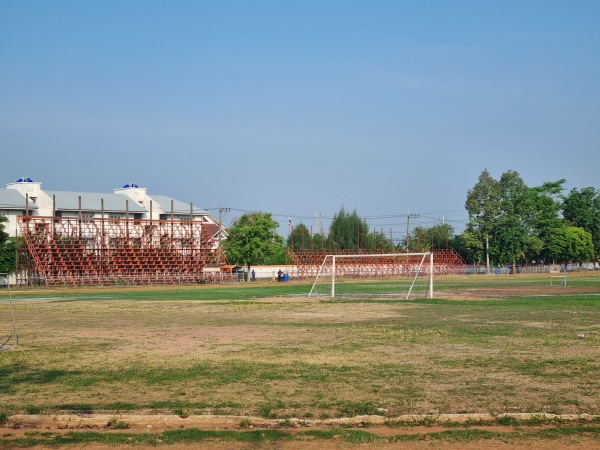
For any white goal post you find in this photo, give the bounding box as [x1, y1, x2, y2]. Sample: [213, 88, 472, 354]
[307, 252, 434, 299]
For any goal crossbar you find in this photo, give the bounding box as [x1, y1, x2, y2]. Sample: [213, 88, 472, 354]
[308, 252, 433, 299]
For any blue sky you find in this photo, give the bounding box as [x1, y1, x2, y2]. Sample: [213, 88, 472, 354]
[2, 1, 599, 239]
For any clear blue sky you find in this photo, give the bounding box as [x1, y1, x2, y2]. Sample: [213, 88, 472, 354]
[2, 1, 599, 240]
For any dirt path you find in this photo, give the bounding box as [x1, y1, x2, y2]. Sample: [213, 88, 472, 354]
[3, 413, 599, 449]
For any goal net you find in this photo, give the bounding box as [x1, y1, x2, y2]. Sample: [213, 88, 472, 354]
[308, 252, 433, 299]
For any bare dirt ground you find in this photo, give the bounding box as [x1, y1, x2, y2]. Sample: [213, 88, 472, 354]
[437, 284, 600, 300]
[3, 413, 600, 450]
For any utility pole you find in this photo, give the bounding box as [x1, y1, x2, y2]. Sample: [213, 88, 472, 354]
[406, 210, 419, 251]
[218, 207, 230, 246]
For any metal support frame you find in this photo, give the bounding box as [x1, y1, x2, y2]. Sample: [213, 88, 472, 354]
[288, 248, 465, 279]
[17, 216, 226, 286]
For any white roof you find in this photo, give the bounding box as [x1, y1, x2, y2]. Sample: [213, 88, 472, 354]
[0, 189, 38, 210]
[148, 195, 211, 215]
[45, 191, 147, 213]
[2, 181, 214, 218]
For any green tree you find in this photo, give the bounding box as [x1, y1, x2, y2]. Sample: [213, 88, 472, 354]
[0, 216, 16, 273]
[562, 187, 600, 259]
[528, 180, 566, 263]
[465, 170, 568, 268]
[287, 223, 313, 251]
[0, 216, 8, 245]
[452, 228, 484, 264]
[312, 233, 326, 251]
[543, 225, 570, 264]
[364, 229, 395, 252]
[490, 170, 534, 270]
[563, 226, 595, 262]
[408, 223, 454, 251]
[544, 225, 595, 263]
[329, 207, 369, 251]
[0, 238, 17, 274]
[465, 169, 501, 272]
[222, 212, 286, 270]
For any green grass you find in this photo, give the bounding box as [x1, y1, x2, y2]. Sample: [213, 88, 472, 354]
[0, 282, 312, 302]
[2, 272, 599, 302]
[2, 425, 599, 447]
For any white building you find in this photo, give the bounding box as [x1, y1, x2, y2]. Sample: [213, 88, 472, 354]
[0, 178, 226, 242]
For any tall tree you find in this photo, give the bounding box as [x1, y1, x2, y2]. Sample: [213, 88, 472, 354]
[465, 169, 501, 272]
[528, 180, 566, 263]
[562, 187, 600, 259]
[329, 207, 369, 251]
[492, 170, 535, 271]
[222, 212, 286, 270]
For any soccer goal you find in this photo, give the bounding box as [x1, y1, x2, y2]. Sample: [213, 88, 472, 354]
[307, 252, 433, 299]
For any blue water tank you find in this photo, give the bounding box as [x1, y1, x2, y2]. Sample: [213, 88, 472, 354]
[283, 273, 289, 282]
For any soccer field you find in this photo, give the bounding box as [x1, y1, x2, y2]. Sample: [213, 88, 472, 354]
[1, 274, 599, 448]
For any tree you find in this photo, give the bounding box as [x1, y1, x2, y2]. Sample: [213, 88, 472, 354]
[0, 238, 17, 274]
[0, 216, 8, 246]
[563, 226, 595, 262]
[312, 233, 326, 250]
[491, 170, 535, 271]
[287, 223, 313, 251]
[562, 187, 600, 259]
[465, 169, 501, 272]
[527, 180, 565, 263]
[544, 225, 594, 263]
[0, 216, 16, 274]
[329, 207, 369, 251]
[465, 170, 567, 268]
[452, 228, 484, 264]
[464, 169, 599, 266]
[222, 212, 286, 270]
[408, 223, 454, 252]
[364, 229, 395, 252]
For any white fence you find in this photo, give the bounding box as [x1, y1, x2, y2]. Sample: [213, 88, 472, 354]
[465, 262, 599, 275]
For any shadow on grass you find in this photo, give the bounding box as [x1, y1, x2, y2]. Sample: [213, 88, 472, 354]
[0, 364, 75, 394]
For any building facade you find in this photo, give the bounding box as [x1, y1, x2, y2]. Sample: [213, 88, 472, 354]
[1, 178, 225, 241]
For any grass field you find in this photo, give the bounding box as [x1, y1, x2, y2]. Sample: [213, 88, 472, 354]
[1, 273, 599, 448]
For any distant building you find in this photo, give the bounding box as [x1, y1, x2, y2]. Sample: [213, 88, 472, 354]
[1, 178, 226, 243]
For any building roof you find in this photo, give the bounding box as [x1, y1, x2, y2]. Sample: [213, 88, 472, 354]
[45, 191, 147, 213]
[3, 181, 215, 219]
[0, 189, 38, 210]
[148, 195, 211, 216]
[203, 223, 220, 236]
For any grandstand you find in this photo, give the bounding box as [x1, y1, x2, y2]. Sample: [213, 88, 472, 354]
[2, 178, 228, 286]
[288, 247, 466, 279]
[17, 215, 225, 286]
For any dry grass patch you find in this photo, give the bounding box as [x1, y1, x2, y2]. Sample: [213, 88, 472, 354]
[1, 284, 599, 419]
